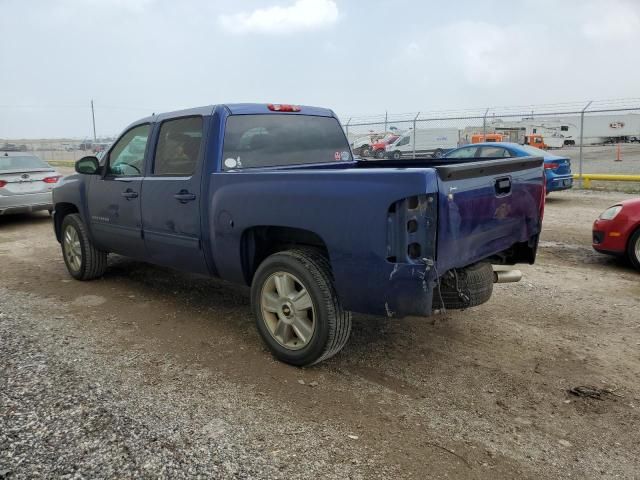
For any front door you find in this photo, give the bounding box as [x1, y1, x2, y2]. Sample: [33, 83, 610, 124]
[140, 116, 207, 274]
[87, 123, 150, 259]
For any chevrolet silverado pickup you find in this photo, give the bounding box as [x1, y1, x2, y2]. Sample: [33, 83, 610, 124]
[52, 103, 545, 366]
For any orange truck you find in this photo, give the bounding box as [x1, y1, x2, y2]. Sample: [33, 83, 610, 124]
[524, 134, 549, 149]
[471, 133, 505, 143]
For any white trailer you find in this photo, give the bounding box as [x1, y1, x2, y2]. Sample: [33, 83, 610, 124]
[385, 128, 459, 159]
[489, 113, 640, 146]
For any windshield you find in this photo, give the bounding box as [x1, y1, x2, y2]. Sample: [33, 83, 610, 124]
[0, 155, 50, 171]
[519, 145, 548, 156]
[222, 114, 351, 169]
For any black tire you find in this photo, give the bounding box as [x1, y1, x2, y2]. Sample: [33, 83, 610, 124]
[392, 150, 402, 160]
[61, 213, 108, 280]
[627, 228, 640, 271]
[432, 262, 494, 310]
[375, 149, 385, 159]
[251, 249, 352, 366]
[432, 148, 443, 158]
[361, 145, 371, 157]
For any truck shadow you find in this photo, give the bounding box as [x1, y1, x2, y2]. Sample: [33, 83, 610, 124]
[0, 211, 52, 228]
[99, 255, 445, 368]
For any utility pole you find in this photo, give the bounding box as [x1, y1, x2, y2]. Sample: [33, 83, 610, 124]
[91, 99, 97, 142]
[579, 101, 592, 182]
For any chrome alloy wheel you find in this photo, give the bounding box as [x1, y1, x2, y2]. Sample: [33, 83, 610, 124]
[260, 272, 316, 350]
[63, 225, 82, 272]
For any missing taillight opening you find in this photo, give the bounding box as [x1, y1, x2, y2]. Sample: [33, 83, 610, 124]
[408, 242, 421, 259]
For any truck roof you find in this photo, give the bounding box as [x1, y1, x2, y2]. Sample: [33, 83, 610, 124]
[134, 103, 336, 126]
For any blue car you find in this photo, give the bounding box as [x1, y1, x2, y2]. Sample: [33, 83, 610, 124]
[444, 142, 573, 193]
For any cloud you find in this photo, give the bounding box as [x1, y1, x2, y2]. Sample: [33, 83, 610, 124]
[406, 21, 535, 87]
[218, 0, 339, 35]
[582, 0, 640, 40]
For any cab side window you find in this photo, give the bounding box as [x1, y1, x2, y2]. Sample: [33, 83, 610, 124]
[396, 136, 410, 147]
[153, 117, 203, 176]
[107, 124, 150, 176]
[478, 147, 511, 158]
[447, 146, 477, 158]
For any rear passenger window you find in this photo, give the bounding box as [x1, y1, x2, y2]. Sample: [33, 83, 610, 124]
[154, 117, 203, 176]
[478, 147, 511, 158]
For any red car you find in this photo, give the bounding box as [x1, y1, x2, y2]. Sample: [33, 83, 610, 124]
[371, 134, 399, 159]
[592, 198, 640, 270]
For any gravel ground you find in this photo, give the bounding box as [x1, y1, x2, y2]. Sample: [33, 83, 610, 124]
[1, 189, 640, 479]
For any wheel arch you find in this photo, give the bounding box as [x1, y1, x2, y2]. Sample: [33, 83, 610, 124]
[240, 225, 330, 285]
[53, 202, 80, 242]
[626, 222, 640, 253]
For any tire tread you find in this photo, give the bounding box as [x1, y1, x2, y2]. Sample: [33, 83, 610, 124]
[62, 214, 108, 281]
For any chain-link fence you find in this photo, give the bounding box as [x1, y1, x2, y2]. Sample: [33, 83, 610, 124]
[342, 99, 640, 178]
[0, 138, 116, 164]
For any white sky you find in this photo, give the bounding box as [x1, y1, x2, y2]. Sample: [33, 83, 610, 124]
[1, 0, 639, 138]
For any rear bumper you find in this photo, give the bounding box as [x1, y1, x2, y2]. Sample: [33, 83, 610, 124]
[0, 192, 52, 215]
[546, 174, 573, 192]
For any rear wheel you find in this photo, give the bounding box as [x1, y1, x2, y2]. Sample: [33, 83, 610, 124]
[361, 145, 371, 157]
[375, 149, 385, 159]
[432, 148, 443, 158]
[61, 213, 108, 280]
[251, 249, 352, 366]
[627, 228, 640, 271]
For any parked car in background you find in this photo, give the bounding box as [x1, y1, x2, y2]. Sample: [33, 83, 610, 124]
[592, 198, 640, 270]
[371, 134, 399, 159]
[444, 142, 573, 193]
[1, 143, 28, 152]
[0, 152, 62, 215]
[385, 128, 458, 159]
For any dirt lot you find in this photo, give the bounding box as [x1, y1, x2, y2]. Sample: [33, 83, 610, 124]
[1, 189, 639, 479]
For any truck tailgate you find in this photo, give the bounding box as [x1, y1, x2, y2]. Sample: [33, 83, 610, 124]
[434, 156, 544, 272]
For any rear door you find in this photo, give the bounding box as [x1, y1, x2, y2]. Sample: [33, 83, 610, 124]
[435, 156, 544, 273]
[140, 116, 207, 274]
[87, 124, 150, 258]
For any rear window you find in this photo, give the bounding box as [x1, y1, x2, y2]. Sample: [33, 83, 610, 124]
[0, 155, 50, 171]
[222, 114, 351, 170]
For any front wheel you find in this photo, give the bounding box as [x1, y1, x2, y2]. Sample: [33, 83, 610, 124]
[375, 149, 386, 159]
[432, 148, 443, 158]
[391, 150, 402, 160]
[627, 228, 640, 271]
[61, 213, 108, 280]
[361, 145, 371, 157]
[251, 249, 352, 366]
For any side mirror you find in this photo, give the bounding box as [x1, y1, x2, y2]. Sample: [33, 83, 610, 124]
[75, 156, 100, 175]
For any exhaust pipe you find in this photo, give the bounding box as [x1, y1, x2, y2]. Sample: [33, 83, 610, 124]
[493, 269, 522, 283]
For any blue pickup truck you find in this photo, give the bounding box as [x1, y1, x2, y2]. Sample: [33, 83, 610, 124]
[52, 103, 544, 366]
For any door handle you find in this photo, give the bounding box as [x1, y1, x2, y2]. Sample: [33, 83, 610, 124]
[494, 177, 512, 196]
[121, 189, 138, 199]
[174, 190, 196, 203]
